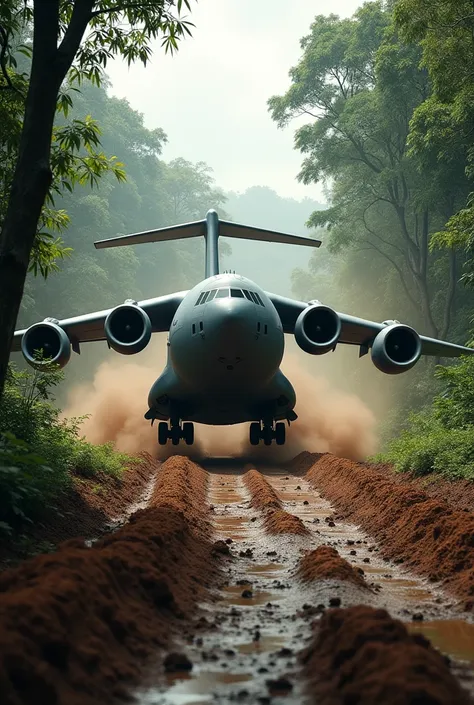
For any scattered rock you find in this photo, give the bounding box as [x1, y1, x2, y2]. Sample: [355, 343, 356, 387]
[296, 485, 301, 490]
[212, 540, 231, 555]
[363, 557, 370, 563]
[303, 500, 309, 505]
[350, 550, 357, 556]
[225, 538, 233, 544]
[163, 652, 193, 672]
[412, 612, 424, 621]
[241, 589, 253, 599]
[266, 677, 293, 693]
[329, 597, 341, 607]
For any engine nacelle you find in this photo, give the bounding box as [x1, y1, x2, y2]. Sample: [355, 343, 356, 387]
[294, 304, 341, 355]
[104, 303, 152, 355]
[21, 321, 71, 368]
[371, 323, 422, 374]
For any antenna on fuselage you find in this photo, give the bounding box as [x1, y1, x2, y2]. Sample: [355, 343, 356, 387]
[94, 209, 322, 278]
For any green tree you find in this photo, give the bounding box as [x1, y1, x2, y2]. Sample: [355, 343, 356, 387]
[394, 0, 474, 287]
[0, 0, 194, 400]
[268, 3, 472, 339]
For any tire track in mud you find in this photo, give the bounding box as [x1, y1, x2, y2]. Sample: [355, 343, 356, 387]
[0, 456, 219, 705]
[265, 468, 474, 698]
[140, 461, 474, 704]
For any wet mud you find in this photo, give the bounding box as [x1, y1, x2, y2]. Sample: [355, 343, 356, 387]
[302, 605, 471, 705]
[297, 452, 474, 608]
[1, 453, 473, 704]
[0, 457, 218, 705]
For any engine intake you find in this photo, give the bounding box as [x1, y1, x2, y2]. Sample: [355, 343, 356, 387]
[104, 304, 152, 355]
[294, 304, 341, 355]
[21, 321, 71, 368]
[371, 323, 422, 374]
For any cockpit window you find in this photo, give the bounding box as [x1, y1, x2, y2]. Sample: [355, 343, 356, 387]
[248, 291, 259, 304]
[255, 292, 265, 306]
[242, 290, 252, 300]
[201, 291, 210, 304]
[216, 288, 230, 298]
[195, 292, 205, 306]
[207, 289, 217, 301]
[231, 288, 245, 298]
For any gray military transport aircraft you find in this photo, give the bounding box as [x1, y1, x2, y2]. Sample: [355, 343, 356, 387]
[12, 209, 474, 447]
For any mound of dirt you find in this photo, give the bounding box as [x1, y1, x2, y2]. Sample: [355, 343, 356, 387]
[298, 546, 368, 588]
[243, 468, 281, 510]
[303, 454, 474, 607]
[0, 452, 158, 570]
[302, 605, 471, 705]
[0, 456, 216, 705]
[264, 508, 309, 535]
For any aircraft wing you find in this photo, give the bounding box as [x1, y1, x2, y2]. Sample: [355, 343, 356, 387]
[11, 291, 188, 353]
[267, 293, 474, 358]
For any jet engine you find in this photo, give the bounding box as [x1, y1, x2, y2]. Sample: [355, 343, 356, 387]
[294, 304, 341, 355]
[104, 302, 152, 355]
[371, 323, 422, 374]
[21, 320, 71, 368]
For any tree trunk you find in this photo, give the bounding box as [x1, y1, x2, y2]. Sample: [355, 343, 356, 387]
[0, 1, 61, 400]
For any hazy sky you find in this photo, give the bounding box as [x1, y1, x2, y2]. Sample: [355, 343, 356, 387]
[107, 1, 362, 202]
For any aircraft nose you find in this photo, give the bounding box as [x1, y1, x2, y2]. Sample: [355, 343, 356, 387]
[210, 298, 255, 349]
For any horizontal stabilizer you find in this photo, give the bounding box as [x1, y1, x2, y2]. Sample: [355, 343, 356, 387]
[94, 220, 205, 249]
[94, 215, 321, 250]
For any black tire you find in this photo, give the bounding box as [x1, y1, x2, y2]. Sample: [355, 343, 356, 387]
[263, 426, 273, 446]
[249, 422, 260, 446]
[275, 422, 285, 446]
[183, 422, 194, 445]
[158, 422, 169, 445]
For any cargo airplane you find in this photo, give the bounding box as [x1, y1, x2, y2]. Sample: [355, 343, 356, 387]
[12, 210, 474, 446]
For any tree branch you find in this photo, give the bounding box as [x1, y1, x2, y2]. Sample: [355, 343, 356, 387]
[0, 24, 23, 95]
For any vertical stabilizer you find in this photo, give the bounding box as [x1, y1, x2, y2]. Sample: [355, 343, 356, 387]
[205, 209, 220, 277]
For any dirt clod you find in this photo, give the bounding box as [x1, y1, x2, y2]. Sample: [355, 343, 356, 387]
[163, 652, 193, 672]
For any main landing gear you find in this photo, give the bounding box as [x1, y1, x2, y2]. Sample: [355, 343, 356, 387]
[249, 421, 286, 446]
[158, 420, 194, 446]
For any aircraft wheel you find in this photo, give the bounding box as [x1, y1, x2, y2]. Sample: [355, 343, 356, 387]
[249, 422, 260, 446]
[183, 422, 194, 445]
[263, 426, 273, 446]
[275, 422, 285, 446]
[158, 422, 169, 445]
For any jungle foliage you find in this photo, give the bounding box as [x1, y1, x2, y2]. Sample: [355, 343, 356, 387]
[0, 362, 135, 539]
[270, 0, 474, 477]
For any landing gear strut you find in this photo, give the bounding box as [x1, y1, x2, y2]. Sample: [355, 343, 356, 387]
[249, 421, 286, 446]
[158, 421, 194, 446]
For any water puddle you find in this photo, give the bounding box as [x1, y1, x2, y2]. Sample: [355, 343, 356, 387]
[158, 671, 251, 705]
[408, 620, 474, 664]
[221, 585, 283, 606]
[237, 635, 287, 654]
[247, 563, 284, 576]
[214, 516, 248, 540]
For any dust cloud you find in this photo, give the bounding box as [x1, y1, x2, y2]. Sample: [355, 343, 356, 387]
[63, 346, 377, 463]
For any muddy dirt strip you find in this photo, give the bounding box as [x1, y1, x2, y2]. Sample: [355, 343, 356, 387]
[0, 453, 473, 704]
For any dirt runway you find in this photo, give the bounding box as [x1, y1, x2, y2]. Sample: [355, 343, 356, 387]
[0, 452, 473, 704]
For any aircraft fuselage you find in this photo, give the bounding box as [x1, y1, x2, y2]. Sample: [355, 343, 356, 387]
[147, 273, 296, 426]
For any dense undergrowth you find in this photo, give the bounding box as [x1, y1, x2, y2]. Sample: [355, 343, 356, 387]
[377, 356, 474, 480]
[0, 363, 135, 540]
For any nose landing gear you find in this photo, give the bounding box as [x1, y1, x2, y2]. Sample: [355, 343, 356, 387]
[158, 421, 194, 445]
[249, 421, 286, 446]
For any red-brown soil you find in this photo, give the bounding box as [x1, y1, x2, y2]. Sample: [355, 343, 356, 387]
[302, 605, 471, 704]
[0, 456, 218, 705]
[264, 507, 309, 535]
[368, 461, 474, 513]
[299, 453, 474, 608]
[243, 468, 308, 534]
[298, 545, 369, 588]
[0, 452, 157, 570]
[243, 468, 281, 510]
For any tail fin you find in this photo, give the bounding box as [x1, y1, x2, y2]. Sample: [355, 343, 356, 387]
[94, 208, 321, 278]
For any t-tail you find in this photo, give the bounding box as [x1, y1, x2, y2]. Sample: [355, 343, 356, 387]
[94, 209, 322, 277]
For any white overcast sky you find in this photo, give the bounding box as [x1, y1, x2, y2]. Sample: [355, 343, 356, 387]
[107, 0, 362, 201]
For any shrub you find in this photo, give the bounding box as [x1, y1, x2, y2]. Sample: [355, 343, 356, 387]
[0, 363, 137, 537]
